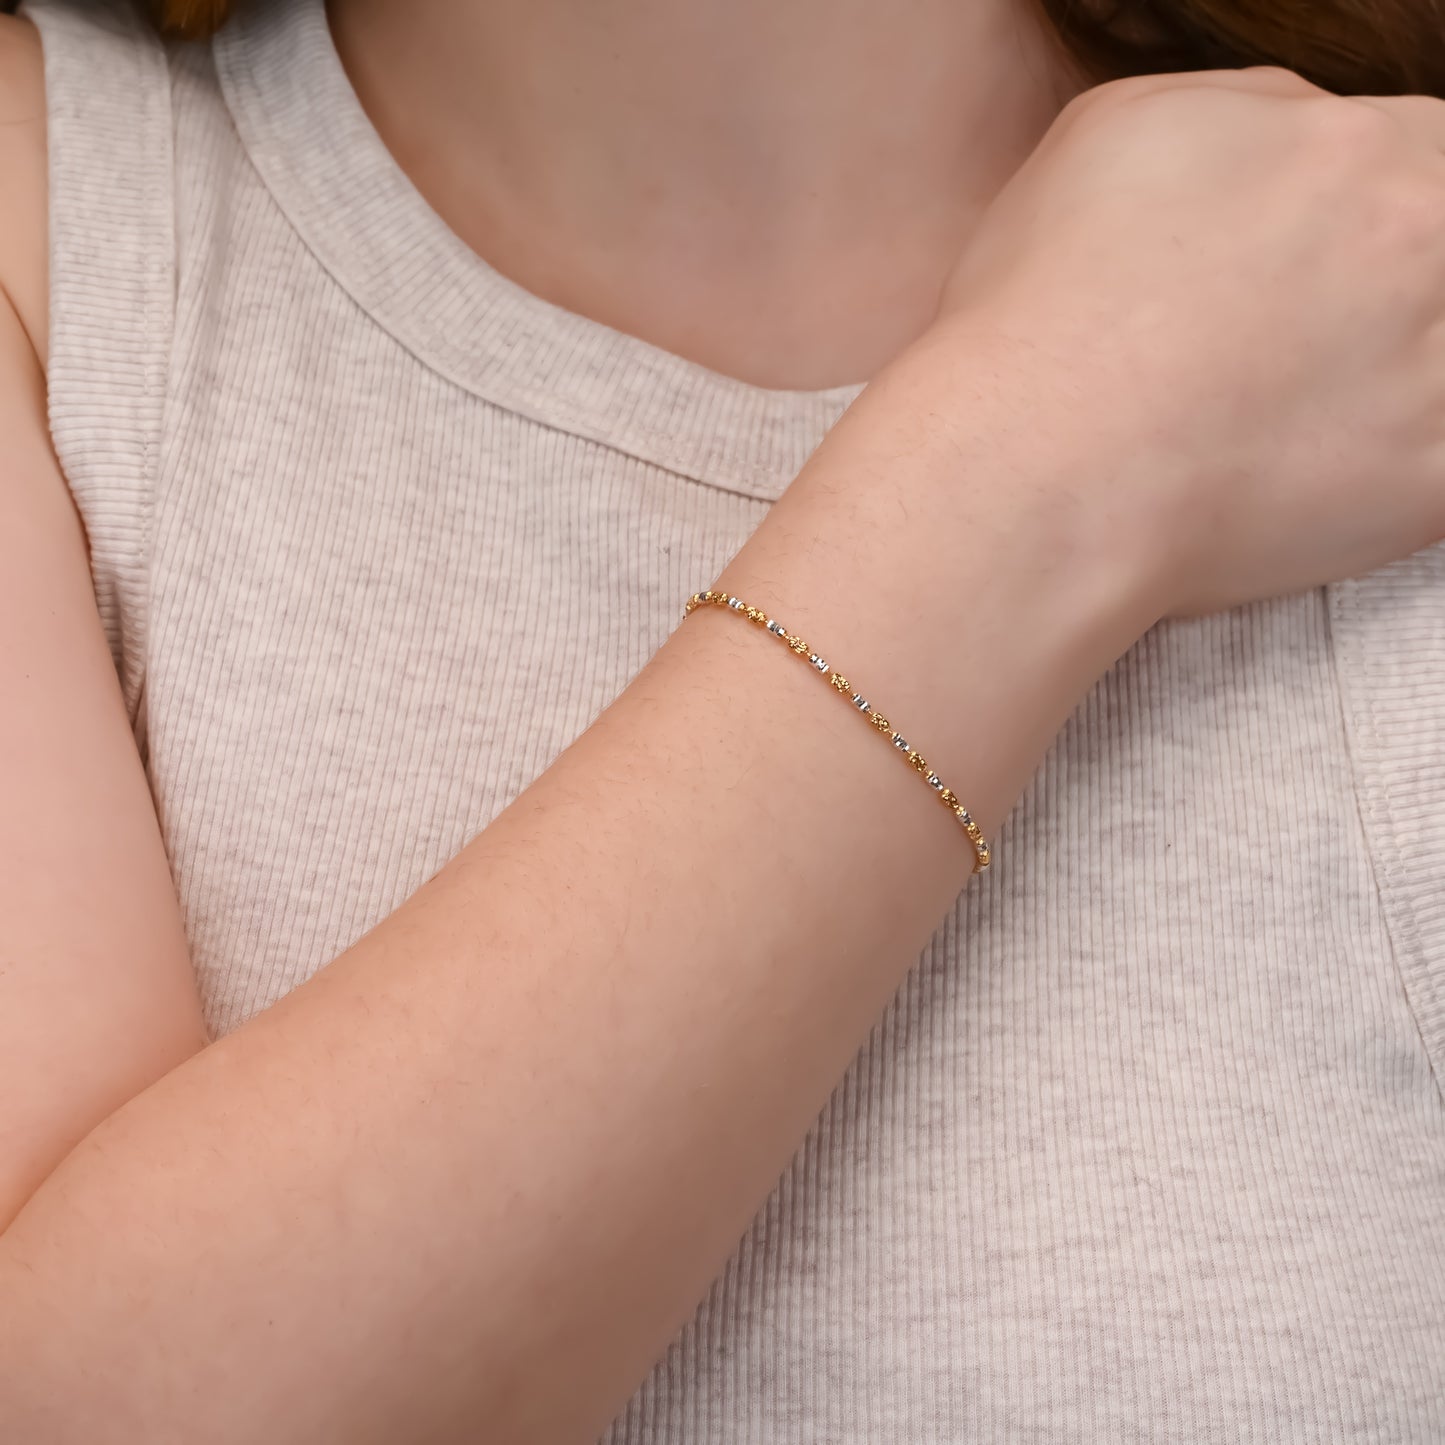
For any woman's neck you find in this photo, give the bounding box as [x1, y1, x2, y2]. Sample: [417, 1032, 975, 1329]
[328, 0, 1080, 389]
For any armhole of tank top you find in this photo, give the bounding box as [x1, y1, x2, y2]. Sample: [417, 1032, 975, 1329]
[21, 0, 175, 751]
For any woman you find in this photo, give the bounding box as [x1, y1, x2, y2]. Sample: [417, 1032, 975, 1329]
[0, 0, 1440, 1438]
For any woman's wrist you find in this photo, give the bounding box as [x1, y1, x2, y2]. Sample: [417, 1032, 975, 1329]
[716, 328, 1165, 829]
[885, 314, 1181, 628]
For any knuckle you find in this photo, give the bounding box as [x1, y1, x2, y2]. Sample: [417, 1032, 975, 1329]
[1237, 63, 1316, 91]
[1299, 95, 1399, 156]
[1374, 175, 1445, 252]
[1090, 72, 1165, 104]
[1063, 73, 1168, 119]
[1290, 99, 1445, 248]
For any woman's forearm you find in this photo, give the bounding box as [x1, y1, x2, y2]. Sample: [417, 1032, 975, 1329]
[0, 341, 1162, 1444]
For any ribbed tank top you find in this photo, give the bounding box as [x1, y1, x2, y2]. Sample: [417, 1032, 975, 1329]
[21, 0, 1445, 1437]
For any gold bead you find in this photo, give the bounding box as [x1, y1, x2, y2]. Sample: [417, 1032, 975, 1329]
[869, 713, 891, 732]
[939, 788, 957, 808]
[790, 637, 809, 654]
[830, 673, 850, 693]
[908, 751, 929, 775]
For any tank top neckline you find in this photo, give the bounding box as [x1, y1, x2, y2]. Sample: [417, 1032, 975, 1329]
[213, 0, 866, 502]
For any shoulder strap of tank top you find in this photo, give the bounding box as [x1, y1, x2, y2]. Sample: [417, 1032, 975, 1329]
[21, 0, 174, 737]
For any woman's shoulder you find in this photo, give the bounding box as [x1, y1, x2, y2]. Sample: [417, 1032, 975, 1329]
[0, 12, 48, 370]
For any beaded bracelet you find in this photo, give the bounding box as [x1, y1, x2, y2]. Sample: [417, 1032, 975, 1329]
[682, 590, 992, 873]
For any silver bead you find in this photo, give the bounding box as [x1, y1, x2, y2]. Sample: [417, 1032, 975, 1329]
[852, 695, 869, 711]
[893, 734, 909, 750]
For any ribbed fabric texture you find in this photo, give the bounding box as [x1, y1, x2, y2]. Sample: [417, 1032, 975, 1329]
[31, 0, 173, 731]
[22, 0, 1445, 1438]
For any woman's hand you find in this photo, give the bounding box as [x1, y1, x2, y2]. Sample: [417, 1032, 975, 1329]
[933, 66, 1445, 618]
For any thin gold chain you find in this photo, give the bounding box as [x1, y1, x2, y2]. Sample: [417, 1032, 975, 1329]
[682, 590, 992, 873]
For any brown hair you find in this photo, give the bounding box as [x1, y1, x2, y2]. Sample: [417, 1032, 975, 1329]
[148, 0, 231, 38]
[146, 0, 1445, 95]
[1037, 0, 1445, 94]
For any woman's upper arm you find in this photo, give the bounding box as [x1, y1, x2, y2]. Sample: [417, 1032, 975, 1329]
[0, 12, 207, 1232]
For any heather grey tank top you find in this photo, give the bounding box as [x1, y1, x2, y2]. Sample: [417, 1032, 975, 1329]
[23, 0, 1445, 1437]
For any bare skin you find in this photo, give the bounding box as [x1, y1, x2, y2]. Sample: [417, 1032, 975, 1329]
[0, 13, 209, 1231]
[328, 0, 1079, 388]
[2, 4, 1445, 1442]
